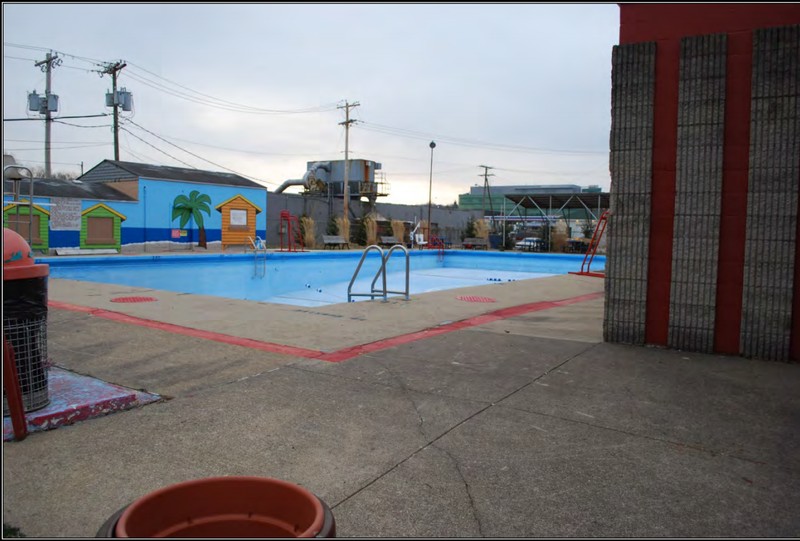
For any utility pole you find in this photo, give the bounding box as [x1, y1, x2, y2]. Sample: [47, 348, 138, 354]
[479, 165, 495, 229]
[34, 52, 61, 177]
[338, 100, 359, 232]
[101, 61, 127, 161]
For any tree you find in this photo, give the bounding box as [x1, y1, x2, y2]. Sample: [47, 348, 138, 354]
[31, 167, 77, 180]
[326, 214, 338, 235]
[463, 216, 477, 241]
[172, 190, 212, 248]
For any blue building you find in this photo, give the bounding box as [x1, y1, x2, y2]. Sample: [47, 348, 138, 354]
[3, 160, 268, 253]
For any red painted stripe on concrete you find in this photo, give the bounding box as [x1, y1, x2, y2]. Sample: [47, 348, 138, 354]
[319, 291, 604, 362]
[714, 31, 753, 355]
[49, 300, 325, 359]
[50, 291, 603, 363]
[48, 300, 96, 313]
[645, 38, 680, 346]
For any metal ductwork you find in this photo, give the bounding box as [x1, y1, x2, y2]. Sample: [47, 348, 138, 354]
[274, 161, 330, 194]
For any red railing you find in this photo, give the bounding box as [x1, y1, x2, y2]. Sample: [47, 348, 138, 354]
[3, 337, 28, 441]
[570, 211, 609, 278]
[429, 235, 445, 261]
[279, 210, 304, 252]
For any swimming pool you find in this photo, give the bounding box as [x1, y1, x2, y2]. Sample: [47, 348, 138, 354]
[42, 250, 605, 308]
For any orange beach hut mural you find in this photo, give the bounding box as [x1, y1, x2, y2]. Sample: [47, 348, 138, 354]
[215, 194, 263, 249]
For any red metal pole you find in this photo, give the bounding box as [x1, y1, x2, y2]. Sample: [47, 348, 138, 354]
[3, 337, 28, 441]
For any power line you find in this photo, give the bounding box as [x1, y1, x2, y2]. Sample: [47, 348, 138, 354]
[121, 119, 279, 186]
[123, 68, 338, 115]
[119, 127, 197, 169]
[4, 158, 84, 167]
[4, 113, 110, 122]
[4, 138, 108, 144]
[53, 120, 112, 128]
[5, 143, 109, 151]
[141, 132, 333, 157]
[126, 62, 340, 115]
[4, 55, 38, 62]
[6, 41, 340, 116]
[3, 42, 105, 66]
[358, 121, 606, 156]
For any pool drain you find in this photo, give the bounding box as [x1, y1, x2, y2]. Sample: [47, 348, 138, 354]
[110, 296, 158, 303]
[457, 295, 496, 303]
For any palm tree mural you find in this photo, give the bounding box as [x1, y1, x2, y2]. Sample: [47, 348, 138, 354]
[172, 190, 212, 248]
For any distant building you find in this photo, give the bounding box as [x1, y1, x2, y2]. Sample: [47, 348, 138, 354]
[458, 183, 608, 228]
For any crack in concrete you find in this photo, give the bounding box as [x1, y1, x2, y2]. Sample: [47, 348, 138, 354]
[431, 443, 485, 537]
[371, 356, 428, 438]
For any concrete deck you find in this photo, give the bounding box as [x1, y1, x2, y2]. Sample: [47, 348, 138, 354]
[3, 270, 799, 537]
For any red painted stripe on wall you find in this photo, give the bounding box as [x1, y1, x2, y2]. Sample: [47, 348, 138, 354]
[714, 31, 753, 355]
[644, 39, 680, 346]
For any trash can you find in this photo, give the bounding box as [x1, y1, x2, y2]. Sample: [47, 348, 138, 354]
[3, 227, 50, 415]
[97, 476, 336, 538]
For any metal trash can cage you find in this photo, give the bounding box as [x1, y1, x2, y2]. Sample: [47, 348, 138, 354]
[3, 318, 49, 415]
[3, 227, 50, 415]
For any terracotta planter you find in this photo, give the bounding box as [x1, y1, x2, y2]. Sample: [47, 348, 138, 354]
[97, 476, 335, 538]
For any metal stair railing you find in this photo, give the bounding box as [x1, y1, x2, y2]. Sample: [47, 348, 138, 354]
[348, 245, 387, 302]
[251, 236, 267, 277]
[370, 244, 410, 301]
[348, 244, 411, 303]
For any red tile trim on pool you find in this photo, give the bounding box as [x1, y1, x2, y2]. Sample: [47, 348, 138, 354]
[49, 290, 603, 363]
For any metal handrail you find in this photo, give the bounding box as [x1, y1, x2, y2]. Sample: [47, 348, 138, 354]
[4, 165, 35, 248]
[348, 245, 386, 302]
[371, 244, 410, 300]
[251, 236, 267, 277]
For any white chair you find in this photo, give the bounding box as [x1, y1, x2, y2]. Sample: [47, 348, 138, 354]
[415, 233, 428, 249]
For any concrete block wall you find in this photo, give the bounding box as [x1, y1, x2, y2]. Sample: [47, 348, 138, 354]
[606, 16, 800, 362]
[604, 42, 656, 345]
[265, 192, 482, 248]
[740, 26, 800, 360]
[668, 34, 727, 352]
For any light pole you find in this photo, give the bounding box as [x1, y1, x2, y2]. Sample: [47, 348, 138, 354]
[427, 141, 436, 241]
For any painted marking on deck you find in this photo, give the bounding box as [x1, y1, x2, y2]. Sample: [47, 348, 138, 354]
[50, 290, 603, 363]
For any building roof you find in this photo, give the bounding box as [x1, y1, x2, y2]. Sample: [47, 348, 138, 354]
[78, 160, 266, 189]
[3, 177, 136, 201]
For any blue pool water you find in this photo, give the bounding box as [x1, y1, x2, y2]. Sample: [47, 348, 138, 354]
[42, 250, 605, 307]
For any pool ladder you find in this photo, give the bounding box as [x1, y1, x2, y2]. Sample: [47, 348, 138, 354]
[252, 237, 268, 277]
[348, 245, 410, 303]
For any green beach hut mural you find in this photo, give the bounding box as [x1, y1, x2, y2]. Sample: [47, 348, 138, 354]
[81, 203, 126, 250]
[3, 201, 50, 252]
[172, 190, 212, 249]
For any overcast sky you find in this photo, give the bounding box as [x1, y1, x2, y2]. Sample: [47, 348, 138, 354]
[3, 3, 620, 206]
